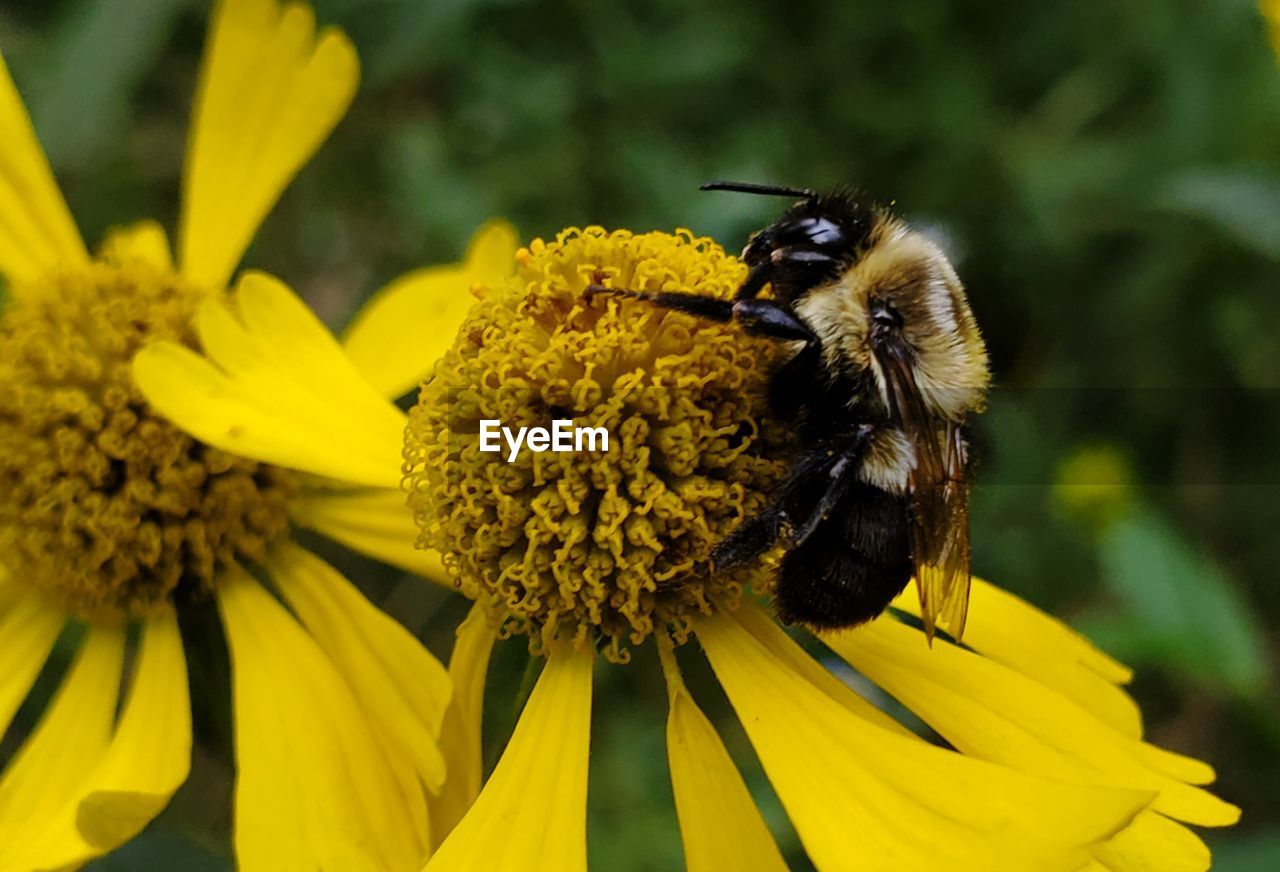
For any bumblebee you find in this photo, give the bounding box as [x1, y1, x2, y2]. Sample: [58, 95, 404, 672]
[593, 181, 990, 638]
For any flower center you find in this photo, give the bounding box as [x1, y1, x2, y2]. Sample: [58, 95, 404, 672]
[403, 228, 794, 662]
[0, 251, 297, 620]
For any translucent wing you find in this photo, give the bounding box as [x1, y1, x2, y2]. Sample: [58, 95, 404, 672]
[911, 421, 971, 642]
[875, 341, 973, 643]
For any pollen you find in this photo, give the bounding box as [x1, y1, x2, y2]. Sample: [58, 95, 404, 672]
[403, 227, 794, 662]
[0, 247, 297, 621]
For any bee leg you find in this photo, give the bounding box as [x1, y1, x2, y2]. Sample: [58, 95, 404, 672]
[588, 285, 737, 322]
[711, 438, 851, 571]
[731, 262, 772, 300]
[710, 505, 792, 571]
[732, 298, 815, 342]
[789, 426, 876, 548]
[585, 284, 815, 343]
[585, 284, 737, 321]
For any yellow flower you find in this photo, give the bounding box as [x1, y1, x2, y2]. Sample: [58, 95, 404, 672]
[1264, 1, 1280, 55]
[400, 227, 1238, 871]
[1054, 444, 1136, 528]
[0, 0, 514, 868]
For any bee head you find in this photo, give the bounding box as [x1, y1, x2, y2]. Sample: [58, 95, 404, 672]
[794, 221, 989, 423]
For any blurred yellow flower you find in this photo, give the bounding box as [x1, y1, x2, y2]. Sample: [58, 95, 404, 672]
[1263, 1, 1280, 55]
[1054, 444, 1136, 526]
[0, 0, 514, 868]
[398, 228, 1238, 871]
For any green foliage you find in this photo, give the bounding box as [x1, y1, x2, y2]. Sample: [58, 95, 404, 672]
[24, 0, 187, 169]
[1211, 826, 1280, 871]
[1084, 507, 1268, 701]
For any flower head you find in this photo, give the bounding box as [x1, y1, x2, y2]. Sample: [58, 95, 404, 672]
[0, 0, 515, 867]
[410, 227, 1240, 871]
[0, 251, 296, 620]
[405, 227, 792, 661]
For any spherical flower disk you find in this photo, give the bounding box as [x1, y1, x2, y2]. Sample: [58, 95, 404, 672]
[0, 252, 296, 620]
[404, 227, 795, 662]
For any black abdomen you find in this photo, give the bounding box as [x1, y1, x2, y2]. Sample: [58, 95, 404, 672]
[774, 483, 913, 630]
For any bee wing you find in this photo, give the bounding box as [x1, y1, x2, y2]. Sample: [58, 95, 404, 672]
[912, 420, 971, 642]
[875, 341, 973, 643]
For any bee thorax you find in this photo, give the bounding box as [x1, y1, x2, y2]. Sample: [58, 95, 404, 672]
[858, 427, 915, 493]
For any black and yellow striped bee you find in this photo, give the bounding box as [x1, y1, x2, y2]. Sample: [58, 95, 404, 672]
[594, 181, 990, 638]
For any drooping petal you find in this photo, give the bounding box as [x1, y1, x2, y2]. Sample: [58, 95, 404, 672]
[0, 625, 124, 870]
[100, 220, 174, 270]
[698, 610, 1154, 872]
[268, 541, 450, 798]
[134, 271, 406, 488]
[0, 52, 87, 284]
[658, 643, 789, 872]
[291, 486, 451, 582]
[179, 0, 358, 288]
[72, 611, 192, 855]
[427, 604, 497, 848]
[1092, 811, 1211, 872]
[342, 220, 521, 399]
[892, 577, 1144, 739]
[733, 600, 915, 738]
[823, 616, 1239, 828]
[0, 588, 66, 738]
[217, 567, 427, 871]
[426, 649, 593, 872]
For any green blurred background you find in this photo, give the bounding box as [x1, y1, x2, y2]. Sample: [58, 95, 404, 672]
[1, 0, 1278, 868]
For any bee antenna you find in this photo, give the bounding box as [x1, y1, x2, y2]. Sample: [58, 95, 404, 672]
[700, 180, 818, 200]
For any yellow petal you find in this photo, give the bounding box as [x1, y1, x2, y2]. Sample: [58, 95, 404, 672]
[1092, 811, 1210, 872]
[231, 271, 405, 430]
[134, 271, 407, 487]
[733, 601, 915, 738]
[72, 611, 191, 856]
[217, 567, 427, 871]
[343, 219, 520, 399]
[180, 0, 358, 288]
[1130, 743, 1218, 788]
[698, 611, 1153, 872]
[292, 486, 451, 582]
[659, 643, 789, 872]
[100, 220, 174, 270]
[0, 51, 86, 284]
[268, 541, 450, 796]
[0, 589, 66, 738]
[426, 649, 592, 872]
[893, 577, 1144, 738]
[427, 604, 497, 848]
[424, 601, 494, 845]
[824, 616, 1239, 828]
[135, 339, 390, 485]
[0, 625, 124, 870]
